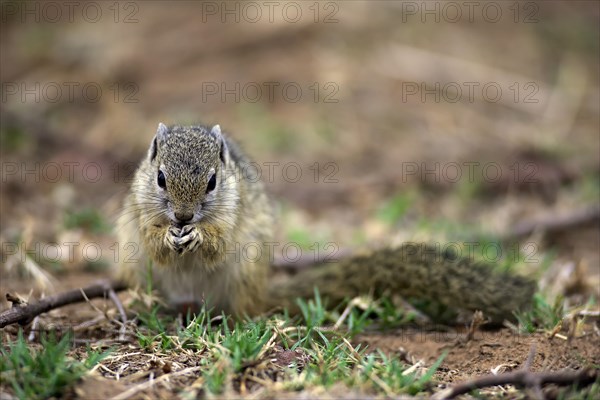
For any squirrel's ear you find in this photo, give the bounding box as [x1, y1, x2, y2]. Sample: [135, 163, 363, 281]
[148, 137, 158, 161]
[156, 122, 169, 142]
[211, 124, 229, 165]
[149, 122, 169, 162]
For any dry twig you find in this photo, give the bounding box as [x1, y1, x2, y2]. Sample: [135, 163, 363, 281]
[433, 345, 598, 399]
[464, 310, 485, 343]
[272, 248, 353, 271]
[27, 315, 40, 342]
[502, 205, 600, 241]
[108, 289, 129, 341]
[0, 280, 127, 328]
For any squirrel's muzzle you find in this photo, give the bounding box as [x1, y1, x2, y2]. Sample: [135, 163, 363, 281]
[174, 211, 194, 223]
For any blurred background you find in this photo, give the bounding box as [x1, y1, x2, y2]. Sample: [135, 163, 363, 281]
[1, 1, 598, 299]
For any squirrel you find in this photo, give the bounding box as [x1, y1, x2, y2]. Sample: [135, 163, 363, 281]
[115, 123, 536, 324]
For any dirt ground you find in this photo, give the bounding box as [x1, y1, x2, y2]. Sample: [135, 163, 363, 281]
[1, 1, 599, 398]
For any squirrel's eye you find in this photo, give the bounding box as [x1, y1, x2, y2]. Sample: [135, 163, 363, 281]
[206, 173, 217, 193]
[157, 170, 166, 189]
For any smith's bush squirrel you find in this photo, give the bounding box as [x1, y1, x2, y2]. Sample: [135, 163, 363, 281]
[115, 123, 536, 323]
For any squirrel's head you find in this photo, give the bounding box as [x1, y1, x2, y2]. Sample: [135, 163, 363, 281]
[143, 122, 235, 227]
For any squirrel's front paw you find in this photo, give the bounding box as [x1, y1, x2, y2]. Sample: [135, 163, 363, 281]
[165, 225, 203, 255]
[165, 226, 182, 253]
[177, 225, 203, 255]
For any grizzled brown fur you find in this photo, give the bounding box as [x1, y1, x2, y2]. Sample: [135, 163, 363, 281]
[116, 123, 535, 323]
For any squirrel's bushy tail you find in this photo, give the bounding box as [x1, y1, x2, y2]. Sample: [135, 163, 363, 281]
[266, 244, 536, 324]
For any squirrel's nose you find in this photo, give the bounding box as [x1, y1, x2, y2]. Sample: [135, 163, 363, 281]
[174, 212, 193, 223]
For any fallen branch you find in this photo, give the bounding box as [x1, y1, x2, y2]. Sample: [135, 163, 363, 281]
[464, 310, 484, 343]
[273, 206, 599, 272]
[108, 288, 129, 341]
[27, 315, 40, 342]
[433, 345, 598, 399]
[0, 280, 128, 329]
[502, 205, 600, 241]
[272, 248, 353, 271]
